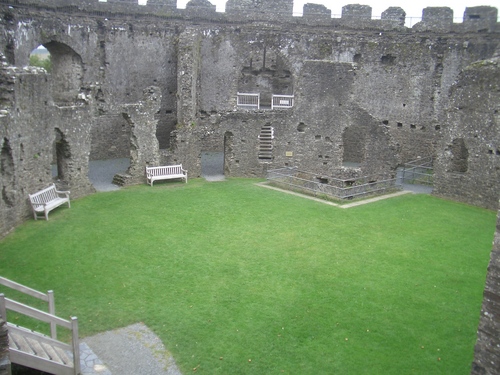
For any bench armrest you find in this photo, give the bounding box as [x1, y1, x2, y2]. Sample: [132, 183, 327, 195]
[55, 190, 70, 198]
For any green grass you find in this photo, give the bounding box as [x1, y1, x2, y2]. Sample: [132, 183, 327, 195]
[0, 178, 496, 374]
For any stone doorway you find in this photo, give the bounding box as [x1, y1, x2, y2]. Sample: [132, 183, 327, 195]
[201, 151, 224, 181]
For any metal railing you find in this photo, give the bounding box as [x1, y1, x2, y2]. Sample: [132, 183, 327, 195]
[401, 157, 433, 186]
[271, 94, 294, 109]
[267, 167, 401, 200]
[237, 92, 260, 109]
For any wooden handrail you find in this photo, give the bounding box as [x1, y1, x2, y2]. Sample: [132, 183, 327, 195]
[0, 277, 81, 375]
[2, 296, 72, 330]
[0, 276, 56, 338]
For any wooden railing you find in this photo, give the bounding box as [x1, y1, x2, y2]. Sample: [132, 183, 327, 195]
[0, 277, 56, 338]
[0, 276, 80, 375]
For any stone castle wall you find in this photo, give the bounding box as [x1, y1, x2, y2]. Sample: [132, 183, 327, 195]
[0, 1, 499, 371]
[471, 206, 500, 375]
[0, 0, 498, 235]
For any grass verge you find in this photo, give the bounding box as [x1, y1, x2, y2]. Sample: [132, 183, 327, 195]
[0, 178, 496, 374]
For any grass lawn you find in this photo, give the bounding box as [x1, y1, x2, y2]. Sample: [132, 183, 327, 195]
[0, 178, 496, 374]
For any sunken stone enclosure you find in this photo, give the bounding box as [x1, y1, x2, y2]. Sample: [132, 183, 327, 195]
[0, 0, 499, 373]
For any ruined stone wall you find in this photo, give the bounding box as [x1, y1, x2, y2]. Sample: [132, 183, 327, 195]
[174, 19, 498, 179]
[0, 1, 498, 236]
[0, 66, 62, 236]
[471, 206, 500, 374]
[434, 55, 500, 210]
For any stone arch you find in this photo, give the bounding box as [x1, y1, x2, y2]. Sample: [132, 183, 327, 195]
[43, 41, 84, 104]
[239, 45, 293, 108]
[53, 128, 71, 182]
[342, 125, 365, 167]
[448, 138, 469, 173]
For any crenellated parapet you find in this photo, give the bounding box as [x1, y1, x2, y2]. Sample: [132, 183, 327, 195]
[0, 0, 497, 31]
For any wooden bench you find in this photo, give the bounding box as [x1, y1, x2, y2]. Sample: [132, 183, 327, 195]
[146, 164, 187, 186]
[28, 184, 70, 220]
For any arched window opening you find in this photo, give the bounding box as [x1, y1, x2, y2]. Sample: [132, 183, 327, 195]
[448, 138, 469, 173]
[342, 126, 365, 168]
[29, 45, 51, 72]
[44, 41, 84, 104]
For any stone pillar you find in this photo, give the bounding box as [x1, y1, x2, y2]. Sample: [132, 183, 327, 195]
[471, 205, 500, 374]
[0, 318, 10, 375]
[177, 27, 202, 128]
[120, 86, 162, 184]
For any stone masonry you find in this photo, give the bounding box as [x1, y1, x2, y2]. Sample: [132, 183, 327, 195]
[471, 206, 500, 375]
[0, 1, 499, 371]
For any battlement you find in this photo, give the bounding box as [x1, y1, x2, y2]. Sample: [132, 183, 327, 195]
[1, 0, 497, 31]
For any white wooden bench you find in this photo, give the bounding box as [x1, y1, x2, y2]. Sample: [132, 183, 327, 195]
[146, 164, 187, 186]
[28, 184, 70, 220]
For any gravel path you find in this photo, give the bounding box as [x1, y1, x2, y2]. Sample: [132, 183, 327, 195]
[82, 323, 182, 375]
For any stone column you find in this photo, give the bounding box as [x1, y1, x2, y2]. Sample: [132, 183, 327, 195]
[0, 318, 10, 375]
[177, 27, 202, 128]
[120, 86, 162, 184]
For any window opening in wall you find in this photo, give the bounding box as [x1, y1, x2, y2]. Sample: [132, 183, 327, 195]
[342, 126, 365, 168]
[44, 41, 84, 104]
[238, 46, 293, 110]
[29, 45, 51, 72]
[258, 123, 274, 160]
[448, 138, 469, 173]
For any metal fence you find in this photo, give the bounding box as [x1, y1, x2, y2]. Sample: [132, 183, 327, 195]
[401, 157, 433, 186]
[267, 167, 401, 200]
[237, 92, 260, 109]
[271, 94, 294, 109]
